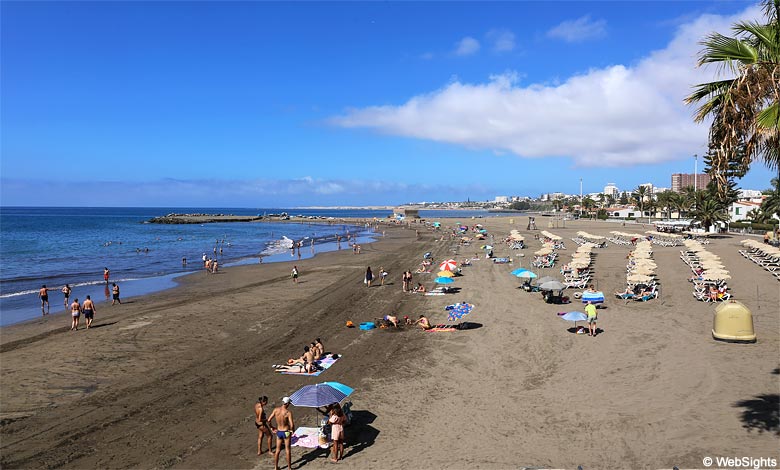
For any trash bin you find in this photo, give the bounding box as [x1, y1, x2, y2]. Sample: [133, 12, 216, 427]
[712, 300, 756, 343]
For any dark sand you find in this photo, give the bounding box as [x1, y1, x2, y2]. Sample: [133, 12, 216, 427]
[1, 218, 778, 469]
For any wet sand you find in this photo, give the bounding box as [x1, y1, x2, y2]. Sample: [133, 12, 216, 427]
[1, 218, 778, 469]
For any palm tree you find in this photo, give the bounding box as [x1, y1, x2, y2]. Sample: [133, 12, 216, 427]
[632, 186, 650, 216]
[656, 190, 675, 219]
[694, 199, 730, 230]
[685, 1, 780, 200]
[761, 177, 780, 218]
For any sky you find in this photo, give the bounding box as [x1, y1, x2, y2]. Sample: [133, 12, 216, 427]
[1, 1, 775, 207]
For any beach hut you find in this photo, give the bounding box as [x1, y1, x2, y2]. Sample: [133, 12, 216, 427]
[712, 301, 756, 343]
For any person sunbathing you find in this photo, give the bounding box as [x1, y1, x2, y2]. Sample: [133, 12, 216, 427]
[414, 283, 426, 293]
[309, 342, 322, 361]
[614, 287, 635, 299]
[384, 314, 399, 327]
[276, 346, 317, 373]
[414, 314, 432, 330]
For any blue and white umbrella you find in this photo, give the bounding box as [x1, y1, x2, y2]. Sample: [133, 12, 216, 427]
[514, 270, 537, 279]
[559, 311, 588, 331]
[510, 268, 529, 276]
[435, 277, 454, 284]
[289, 383, 350, 407]
[320, 382, 354, 397]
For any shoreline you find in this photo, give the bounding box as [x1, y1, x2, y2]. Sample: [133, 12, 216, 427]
[1, 217, 777, 469]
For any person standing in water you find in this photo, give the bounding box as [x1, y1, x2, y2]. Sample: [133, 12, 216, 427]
[103, 267, 110, 284]
[38, 285, 51, 315]
[61, 284, 71, 309]
[111, 283, 121, 305]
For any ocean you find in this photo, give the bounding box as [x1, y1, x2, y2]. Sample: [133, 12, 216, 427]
[0, 206, 497, 326]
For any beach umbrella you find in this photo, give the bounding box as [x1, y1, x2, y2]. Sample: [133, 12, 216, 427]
[437, 270, 454, 278]
[535, 276, 557, 285]
[514, 270, 537, 279]
[320, 382, 354, 397]
[559, 311, 588, 330]
[539, 280, 565, 291]
[510, 268, 529, 276]
[290, 383, 350, 407]
[439, 259, 457, 271]
[435, 277, 454, 284]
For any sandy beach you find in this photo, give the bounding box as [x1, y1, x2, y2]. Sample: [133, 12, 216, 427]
[1, 218, 778, 469]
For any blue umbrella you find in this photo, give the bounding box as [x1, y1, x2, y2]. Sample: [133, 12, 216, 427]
[289, 383, 349, 407]
[514, 271, 537, 279]
[510, 268, 529, 276]
[435, 277, 454, 284]
[321, 382, 354, 397]
[560, 311, 587, 322]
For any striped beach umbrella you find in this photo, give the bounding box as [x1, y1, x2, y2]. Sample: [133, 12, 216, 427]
[439, 259, 457, 271]
[290, 383, 349, 407]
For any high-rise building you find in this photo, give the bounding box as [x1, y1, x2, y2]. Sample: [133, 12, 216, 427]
[671, 173, 711, 192]
[603, 183, 619, 197]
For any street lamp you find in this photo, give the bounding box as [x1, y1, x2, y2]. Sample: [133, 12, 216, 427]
[580, 178, 583, 218]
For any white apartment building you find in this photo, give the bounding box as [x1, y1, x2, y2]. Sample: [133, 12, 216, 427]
[603, 183, 619, 197]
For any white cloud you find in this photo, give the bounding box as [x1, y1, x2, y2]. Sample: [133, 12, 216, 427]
[547, 15, 607, 43]
[454, 36, 480, 56]
[487, 29, 515, 52]
[329, 6, 761, 168]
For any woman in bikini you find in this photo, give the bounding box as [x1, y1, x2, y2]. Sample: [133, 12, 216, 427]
[254, 396, 272, 455]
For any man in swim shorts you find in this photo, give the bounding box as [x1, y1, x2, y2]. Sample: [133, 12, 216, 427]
[254, 396, 272, 455]
[82, 295, 96, 329]
[268, 397, 295, 470]
[39, 285, 51, 316]
[111, 283, 121, 305]
[62, 284, 71, 309]
[104, 267, 110, 284]
[585, 301, 597, 337]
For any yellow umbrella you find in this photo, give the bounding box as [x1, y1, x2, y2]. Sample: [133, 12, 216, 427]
[437, 271, 454, 278]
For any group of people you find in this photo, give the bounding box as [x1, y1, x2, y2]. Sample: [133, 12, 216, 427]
[364, 266, 388, 287]
[37, 268, 120, 323]
[254, 395, 347, 468]
[202, 254, 219, 274]
[274, 339, 325, 374]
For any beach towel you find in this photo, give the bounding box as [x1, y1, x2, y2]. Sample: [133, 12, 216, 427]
[424, 292, 445, 296]
[276, 354, 341, 376]
[493, 258, 511, 264]
[445, 303, 474, 321]
[426, 324, 458, 332]
[291, 427, 330, 449]
[581, 291, 605, 304]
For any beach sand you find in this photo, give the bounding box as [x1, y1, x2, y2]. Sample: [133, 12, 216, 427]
[1, 218, 778, 469]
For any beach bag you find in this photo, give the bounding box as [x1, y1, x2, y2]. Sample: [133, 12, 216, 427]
[346, 320, 354, 328]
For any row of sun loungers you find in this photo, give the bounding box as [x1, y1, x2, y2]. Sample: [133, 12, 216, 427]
[607, 231, 645, 246]
[739, 239, 780, 281]
[616, 240, 659, 302]
[680, 240, 732, 302]
[646, 231, 684, 247]
[572, 231, 608, 248]
[539, 231, 566, 250]
[560, 243, 596, 288]
[505, 230, 525, 250]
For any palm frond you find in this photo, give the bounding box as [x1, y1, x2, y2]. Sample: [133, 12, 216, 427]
[698, 33, 758, 69]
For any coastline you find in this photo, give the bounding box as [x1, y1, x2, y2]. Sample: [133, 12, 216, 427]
[1, 218, 777, 469]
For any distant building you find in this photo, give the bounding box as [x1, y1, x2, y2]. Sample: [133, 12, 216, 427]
[729, 201, 763, 222]
[653, 186, 670, 194]
[603, 183, 619, 197]
[672, 173, 711, 192]
[605, 207, 639, 219]
[494, 196, 509, 203]
[739, 189, 763, 199]
[393, 208, 419, 219]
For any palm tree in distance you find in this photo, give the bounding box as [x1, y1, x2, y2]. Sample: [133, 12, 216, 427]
[694, 199, 730, 230]
[632, 186, 650, 216]
[685, 0, 779, 200]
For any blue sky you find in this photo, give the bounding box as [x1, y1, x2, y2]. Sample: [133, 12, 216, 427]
[1, 1, 774, 207]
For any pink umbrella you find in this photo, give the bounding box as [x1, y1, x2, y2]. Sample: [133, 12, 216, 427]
[439, 259, 457, 271]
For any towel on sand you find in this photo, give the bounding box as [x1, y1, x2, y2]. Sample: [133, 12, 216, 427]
[291, 427, 330, 448]
[276, 354, 341, 376]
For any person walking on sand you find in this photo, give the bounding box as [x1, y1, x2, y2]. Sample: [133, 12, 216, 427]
[70, 298, 82, 330]
[61, 284, 71, 309]
[38, 285, 51, 315]
[254, 396, 273, 456]
[111, 283, 121, 305]
[103, 267, 110, 284]
[268, 397, 295, 470]
[291, 266, 299, 284]
[379, 267, 388, 286]
[83, 295, 96, 329]
[329, 405, 346, 462]
[365, 266, 373, 287]
[585, 301, 597, 337]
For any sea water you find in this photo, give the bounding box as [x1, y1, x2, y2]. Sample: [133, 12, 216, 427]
[0, 206, 495, 325]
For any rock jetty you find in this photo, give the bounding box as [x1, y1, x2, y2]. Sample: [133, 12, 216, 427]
[147, 213, 263, 224]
